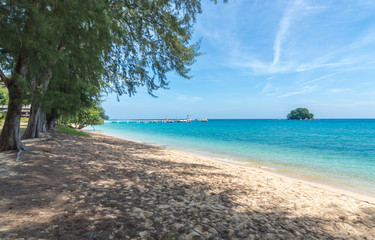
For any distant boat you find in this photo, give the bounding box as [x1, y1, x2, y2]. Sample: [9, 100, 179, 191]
[202, 119, 208, 122]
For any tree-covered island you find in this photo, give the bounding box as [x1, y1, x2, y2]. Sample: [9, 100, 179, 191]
[287, 108, 315, 120]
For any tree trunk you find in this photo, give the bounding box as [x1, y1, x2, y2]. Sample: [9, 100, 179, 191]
[0, 88, 26, 150]
[22, 102, 41, 139]
[39, 111, 46, 133]
[0, 55, 29, 151]
[23, 67, 52, 139]
[46, 118, 56, 131]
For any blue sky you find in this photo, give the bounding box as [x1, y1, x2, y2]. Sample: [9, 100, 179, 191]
[103, 0, 375, 119]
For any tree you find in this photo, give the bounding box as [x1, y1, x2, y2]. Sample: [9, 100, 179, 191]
[0, 1, 105, 149]
[42, 58, 105, 130]
[1, 0, 223, 150]
[287, 108, 315, 120]
[1, 1, 122, 149]
[66, 106, 104, 129]
[21, 1, 113, 140]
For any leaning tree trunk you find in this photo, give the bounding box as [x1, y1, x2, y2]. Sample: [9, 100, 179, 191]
[0, 55, 29, 151]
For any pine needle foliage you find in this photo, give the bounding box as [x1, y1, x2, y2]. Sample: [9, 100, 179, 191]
[0, 0, 225, 150]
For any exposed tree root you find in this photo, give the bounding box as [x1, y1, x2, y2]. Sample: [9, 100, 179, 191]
[16, 149, 23, 162]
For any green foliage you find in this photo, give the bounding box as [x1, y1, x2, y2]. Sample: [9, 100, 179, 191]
[0, 84, 8, 105]
[99, 107, 109, 120]
[1, 0, 213, 94]
[0, 83, 8, 119]
[1, 0, 205, 95]
[65, 106, 104, 129]
[104, 0, 203, 96]
[1, 0, 214, 100]
[0, 0, 224, 148]
[57, 126, 90, 136]
[287, 108, 314, 120]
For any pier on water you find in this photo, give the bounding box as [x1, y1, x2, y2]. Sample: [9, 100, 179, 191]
[106, 115, 208, 124]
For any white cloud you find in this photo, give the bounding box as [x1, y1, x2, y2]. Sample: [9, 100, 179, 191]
[303, 72, 341, 86]
[199, 0, 375, 82]
[272, 1, 297, 66]
[278, 85, 317, 98]
[330, 88, 350, 93]
[229, 0, 320, 75]
[296, 60, 355, 72]
[349, 31, 375, 49]
[296, 28, 375, 72]
[160, 91, 202, 103]
[260, 79, 272, 94]
[231, 58, 295, 75]
[272, 0, 317, 67]
[176, 94, 202, 103]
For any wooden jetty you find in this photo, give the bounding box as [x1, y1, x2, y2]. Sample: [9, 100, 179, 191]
[107, 114, 208, 124]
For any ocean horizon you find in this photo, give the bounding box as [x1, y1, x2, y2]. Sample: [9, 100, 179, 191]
[92, 119, 375, 196]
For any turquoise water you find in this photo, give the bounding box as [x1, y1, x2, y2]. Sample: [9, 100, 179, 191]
[93, 119, 375, 195]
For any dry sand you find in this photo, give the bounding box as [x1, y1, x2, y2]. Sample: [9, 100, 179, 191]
[0, 131, 374, 239]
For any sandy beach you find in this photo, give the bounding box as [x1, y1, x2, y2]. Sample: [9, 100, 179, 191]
[0, 131, 374, 239]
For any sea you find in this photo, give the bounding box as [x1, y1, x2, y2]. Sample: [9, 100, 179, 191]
[91, 119, 375, 196]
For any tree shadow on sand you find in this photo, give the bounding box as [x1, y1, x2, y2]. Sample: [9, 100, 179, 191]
[0, 133, 374, 239]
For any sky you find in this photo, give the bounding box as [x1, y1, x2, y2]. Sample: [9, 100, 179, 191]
[103, 0, 375, 119]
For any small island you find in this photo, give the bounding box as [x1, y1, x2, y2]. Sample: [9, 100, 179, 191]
[287, 108, 315, 120]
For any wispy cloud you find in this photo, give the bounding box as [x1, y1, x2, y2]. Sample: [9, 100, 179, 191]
[330, 88, 350, 93]
[231, 58, 295, 75]
[278, 85, 317, 98]
[226, 1, 375, 77]
[296, 59, 355, 72]
[303, 72, 342, 86]
[229, 0, 320, 75]
[260, 79, 272, 94]
[272, 0, 307, 66]
[176, 94, 202, 103]
[296, 28, 375, 72]
[160, 91, 202, 103]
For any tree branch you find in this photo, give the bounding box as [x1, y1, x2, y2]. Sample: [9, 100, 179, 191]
[0, 68, 9, 84]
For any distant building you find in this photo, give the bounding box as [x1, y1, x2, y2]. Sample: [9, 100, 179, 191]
[0, 105, 31, 118]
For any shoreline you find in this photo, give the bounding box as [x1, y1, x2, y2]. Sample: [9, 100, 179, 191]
[2, 131, 375, 239]
[88, 130, 375, 204]
[179, 149, 375, 204]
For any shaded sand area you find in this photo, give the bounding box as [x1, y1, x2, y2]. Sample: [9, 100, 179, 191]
[0, 132, 375, 239]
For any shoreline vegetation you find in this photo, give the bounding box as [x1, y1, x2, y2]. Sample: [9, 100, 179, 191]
[0, 131, 374, 239]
